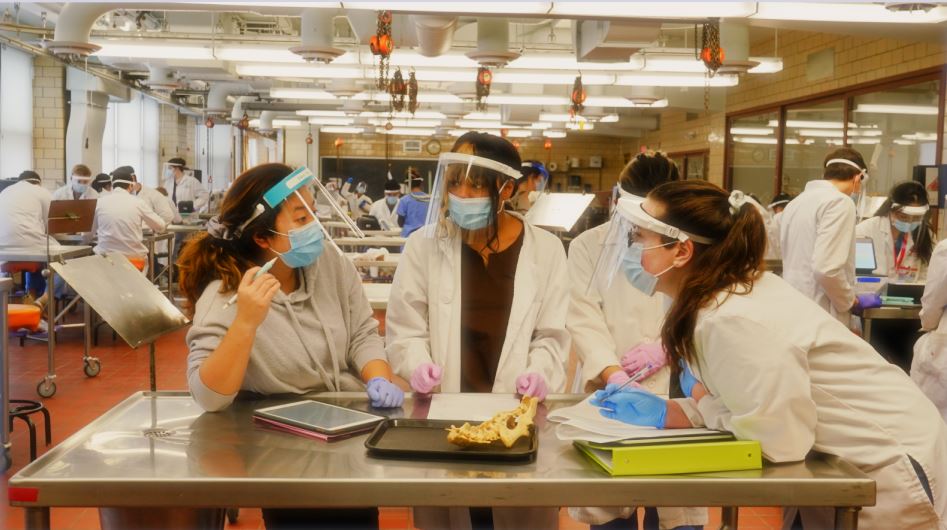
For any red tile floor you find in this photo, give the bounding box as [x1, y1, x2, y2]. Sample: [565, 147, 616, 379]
[1, 321, 784, 529]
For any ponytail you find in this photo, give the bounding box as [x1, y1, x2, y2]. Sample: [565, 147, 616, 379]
[648, 181, 767, 373]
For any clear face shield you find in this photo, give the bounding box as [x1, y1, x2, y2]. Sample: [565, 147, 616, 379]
[891, 203, 930, 234]
[163, 162, 184, 180]
[588, 196, 714, 296]
[422, 152, 523, 238]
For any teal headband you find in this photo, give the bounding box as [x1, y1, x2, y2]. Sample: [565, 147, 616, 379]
[263, 166, 315, 208]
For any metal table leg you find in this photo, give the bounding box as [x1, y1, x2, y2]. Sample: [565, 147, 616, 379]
[1, 284, 11, 471]
[81, 299, 99, 377]
[24, 507, 50, 530]
[834, 506, 860, 530]
[38, 268, 56, 398]
[863, 318, 872, 341]
[720, 506, 739, 530]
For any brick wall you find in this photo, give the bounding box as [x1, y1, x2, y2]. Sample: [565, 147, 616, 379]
[318, 131, 635, 191]
[31, 55, 65, 190]
[158, 104, 196, 167]
[637, 29, 946, 187]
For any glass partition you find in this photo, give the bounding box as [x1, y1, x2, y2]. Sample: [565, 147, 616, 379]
[728, 111, 779, 203]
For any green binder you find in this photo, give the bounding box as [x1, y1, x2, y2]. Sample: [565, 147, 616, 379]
[575, 438, 762, 476]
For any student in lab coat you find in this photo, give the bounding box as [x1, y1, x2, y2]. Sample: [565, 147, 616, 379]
[567, 151, 706, 530]
[90, 173, 112, 195]
[591, 180, 947, 529]
[779, 148, 879, 325]
[92, 169, 168, 260]
[179, 163, 402, 530]
[509, 160, 549, 214]
[51, 164, 98, 201]
[386, 132, 569, 530]
[396, 173, 430, 237]
[368, 178, 401, 230]
[0, 170, 53, 299]
[912, 238, 947, 423]
[855, 180, 935, 282]
[163, 157, 209, 213]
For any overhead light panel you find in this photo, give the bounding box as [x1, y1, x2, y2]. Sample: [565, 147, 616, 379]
[270, 88, 336, 100]
[752, 2, 947, 23]
[730, 127, 774, 135]
[854, 104, 939, 115]
[308, 117, 355, 125]
[320, 126, 364, 134]
[93, 42, 215, 60]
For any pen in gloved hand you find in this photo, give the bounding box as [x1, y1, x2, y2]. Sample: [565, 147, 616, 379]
[222, 257, 278, 309]
[600, 364, 653, 401]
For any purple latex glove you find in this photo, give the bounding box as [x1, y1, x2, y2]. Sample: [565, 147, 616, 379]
[619, 341, 667, 379]
[515, 372, 548, 402]
[857, 293, 883, 310]
[410, 363, 442, 394]
[366, 377, 404, 408]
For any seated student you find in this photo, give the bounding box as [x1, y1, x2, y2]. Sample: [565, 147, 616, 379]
[91, 173, 112, 195]
[856, 180, 936, 282]
[593, 180, 946, 529]
[92, 168, 167, 263]
[179, 163, 403, 529]
[0, 170, 53, 304]
[368, 178, 401, 231]
[52, 164, 98, 201]
[386, 132, 568, 530]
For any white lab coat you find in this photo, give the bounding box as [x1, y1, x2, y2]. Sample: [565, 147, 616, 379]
[0, 180, 53, 248]
[138, 185, 177, 225]
[856, 215, 934, 282]
[675, 272, 947, 529]
[566, 223, 707, 528]
[92, 188, 167, 257]
[368, 198, 399, 231]
[51, 183, 98, 201]
[164, 174, 209, 213]
[566, 222, 670, 393]
[386, 213, 568, 530]
[912, 239, 947, 423]
[779, 179, 856, 324]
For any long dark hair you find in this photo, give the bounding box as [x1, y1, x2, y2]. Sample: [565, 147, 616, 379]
[177, 163, 293, 315]
[445, 131, 521, 252]
[619, 151, 680, 196]
[875, 180, 934, 264]
[649, 181, 767, 371]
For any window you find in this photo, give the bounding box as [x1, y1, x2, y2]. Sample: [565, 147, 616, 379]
[101, 92, 159, 186]
[669, 150, 709, 181]
[0, 46, 33, 181]
[728, 111, 779, 203]
[782, 99, 845, 197]
[196, 123, 232, 191]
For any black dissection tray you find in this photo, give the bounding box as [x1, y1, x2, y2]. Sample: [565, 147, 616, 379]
[364, 418, 537, 463]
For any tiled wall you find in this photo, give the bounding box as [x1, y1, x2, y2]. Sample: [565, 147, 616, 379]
[158, 105, 196, 168]
[31, 56, 65, 190]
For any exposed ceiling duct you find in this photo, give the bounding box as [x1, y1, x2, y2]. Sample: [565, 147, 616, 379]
[290, 8, 344, 63]
[501, 105, 542, 126]
[574, 19, 661, 62]
[257, 110, 276, 131]
[414, 15, 458, 57]
[231, 95, 256, 122]
[465, 18, 520, 67]
[47, 2, 112, 58]
[146, 65, 180, 91]
[716, 21, 759, 75]
[206, 82, 251, 115]
[627, 85, 661, 106]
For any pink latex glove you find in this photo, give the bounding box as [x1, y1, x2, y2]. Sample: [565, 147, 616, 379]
[410, 363, 443, 394]
[515, 372, 548, 402]
[619, 341, 667, 379]
[606, 369, 643, 388]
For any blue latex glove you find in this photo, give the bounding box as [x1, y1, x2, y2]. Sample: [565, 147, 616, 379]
[593, 386, 667, 428]
[366, 377, 404, 408]
[345, 177, 354, 184]
[679, 360, 699, 398]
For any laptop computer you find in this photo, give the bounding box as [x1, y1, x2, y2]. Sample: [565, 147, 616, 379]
[855, 238, 878, 276]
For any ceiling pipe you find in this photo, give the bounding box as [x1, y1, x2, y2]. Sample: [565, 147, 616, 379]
[257, 110, 277, 131]
[146, 65, 180, 91]
[206, 82, 252, 115]
[47, 2, 113, 58]
[291, 8, 345, 63]
[414, 15, 458, 57]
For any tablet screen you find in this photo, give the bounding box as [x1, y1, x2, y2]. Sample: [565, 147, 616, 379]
[255, 400, 383, 434]
[855, 238, 877, 272]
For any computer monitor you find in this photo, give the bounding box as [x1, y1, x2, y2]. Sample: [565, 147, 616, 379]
[855, 238, 878, 275]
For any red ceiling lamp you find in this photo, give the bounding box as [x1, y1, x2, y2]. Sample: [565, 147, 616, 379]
[237, 112, 250, 130]
[305, 132, 313, 145]
[569, 75, 586, 118]
[334, 137, 344, 149]
[543, 138, 553, 151]
[204, 116, 215, 129]
[476, 66, 492, 111]
[370, 11, 393, 90]
[698, 20, 724, 76]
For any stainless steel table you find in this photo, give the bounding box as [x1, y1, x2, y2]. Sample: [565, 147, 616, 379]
[0, 245, 95, 397]
[9, 392, 875, 530]
[335, 236, 407, 250]
[143, 232, 175, 299]
[166, 223, 205, 234]
[862, 305, 921, 341]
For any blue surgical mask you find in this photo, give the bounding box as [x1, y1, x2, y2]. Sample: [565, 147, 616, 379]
[386, 195, 399, 206]
[270, 220, 325, 268]
[448, 193, 493, 230]
[893, 219, 921, 234]
[621, 242, 675, 296]
[72, 181, 88, 194]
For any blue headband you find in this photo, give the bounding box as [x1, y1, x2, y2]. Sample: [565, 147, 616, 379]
[262, 166, 315, 207]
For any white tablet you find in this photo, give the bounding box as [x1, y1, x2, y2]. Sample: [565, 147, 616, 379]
[254, 400, 384, 435]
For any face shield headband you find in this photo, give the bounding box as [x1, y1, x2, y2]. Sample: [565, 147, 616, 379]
[826, 158, 869, 182]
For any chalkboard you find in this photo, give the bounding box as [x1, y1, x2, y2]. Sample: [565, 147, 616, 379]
[320, 157, 438, 199]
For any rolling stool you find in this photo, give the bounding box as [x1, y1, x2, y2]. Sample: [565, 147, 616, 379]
[6, 303, 51, 462]
[0, 262, 42, 299]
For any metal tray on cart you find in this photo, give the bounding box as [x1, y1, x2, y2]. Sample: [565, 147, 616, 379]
[364, 418, 538, 463]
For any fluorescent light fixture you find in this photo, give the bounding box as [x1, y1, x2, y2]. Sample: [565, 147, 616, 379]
[238, 64, 365, 78]
[378, 127, 437, 136]
[359, 91, 463, 104]
[736, 137, 798, 145]
[93, 42, 215, 60]
[368, 119, 442, 128]
[753, 2, 947, 23]
[566, 121, 594, 131]
[296, 110, 349, 117]
[509, 54, 643, 71]
[270, 88, 336, 100]
[308, 117, 354, 126]
[615, 73, 738, 87]
[854, 104, 939, 116]
[549, 2, 756, 18]
[639, 53, 781, 74]
[748, 59, 784, 74]
[343, 2, 552, 15]
[543, 130, 567, 139]
[486, 95, 570, 106]
[599, 114, 620, 123]
[492, 71, 615, 85]
[894, 139, 916, 146]
[384, 111, 446, 119]
[903, 132, 938, 141]
[454, 120, 551, 130]
[730, 127, 773, 135]
[540, 113, 592, 123]
[320, 126, 364, 134]
[448, 129, 533, 138]
[797, 129, 883, 138]
[249, 119, 302, 128]
[772, 120, 852, 129]
[847, 138, 882, 145]
[463, 112, 500, 120]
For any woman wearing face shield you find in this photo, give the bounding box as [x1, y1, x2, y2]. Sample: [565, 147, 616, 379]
[385, 132, 569, 530]
[855, 181, 936, 282]
[589, 180, 946, 529]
